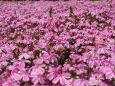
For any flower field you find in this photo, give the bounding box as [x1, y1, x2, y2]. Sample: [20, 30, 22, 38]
[0, 0, 115, 86]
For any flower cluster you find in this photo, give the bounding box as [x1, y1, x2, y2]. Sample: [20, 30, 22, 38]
[0, 0, 115, 86]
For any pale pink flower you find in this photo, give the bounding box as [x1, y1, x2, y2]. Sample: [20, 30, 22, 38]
[11, 68, 29, 82]
[33, 58, 44, 65]
[75, 79, 89, 86]
[31, 74, 45, 85]
[38, 39, 47, 49]
[66, 79, 76, 86]
[97, 48, 105, 54]
[47, 67, 61, 81]
[89, 77, 102, 86]
[3, 78, 19, 86]
[10, 61, 29, 81]
[31, 66, 45, 76]
[21, 70, 29, 82]
[52, 73, 70, 85]
[100, 66, 115, 79]
[19, 52, 31, 60]
[30, 65, 45, 84]
[42, 51, 56, 63]
[12, 73, 22, 81]
[47, 67, 70, 85]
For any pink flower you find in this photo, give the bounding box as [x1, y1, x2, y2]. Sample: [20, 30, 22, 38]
[10, 61, 29, 82]
[47, 67, 61, 81]
[21, 70, 29, 82]
[30, 65, 45, 84]
[11, 69, 29, 82]
[31, 65, 45, 76]
[89, 77, 102, 86]
[0, 76, 3, 86]
[12, 73, 22, 81]
[97, 48, 105, 54]
[100, 66, 115, 79]
[3, 78, 18, 86]
[47, 67, 70, 85]
[38, 39, 47, 49]
[19, 52, 31, 60]
[42, 51, 56, 63]
[75, 79, 89, 86]
[52, 73, 70, 85]
[66, 79, 76, 86]
[66, 78, 90, 86]
[9, 61, 25, 71]
[31, 74, 45, 85]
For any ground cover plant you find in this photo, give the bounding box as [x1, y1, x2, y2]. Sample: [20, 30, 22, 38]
[0, 0, 115, 86]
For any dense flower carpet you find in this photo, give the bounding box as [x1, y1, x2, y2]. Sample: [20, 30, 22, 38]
[0, 0, 115, 86]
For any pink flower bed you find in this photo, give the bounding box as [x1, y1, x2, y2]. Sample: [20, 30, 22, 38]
[0, 0, 115, 86]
